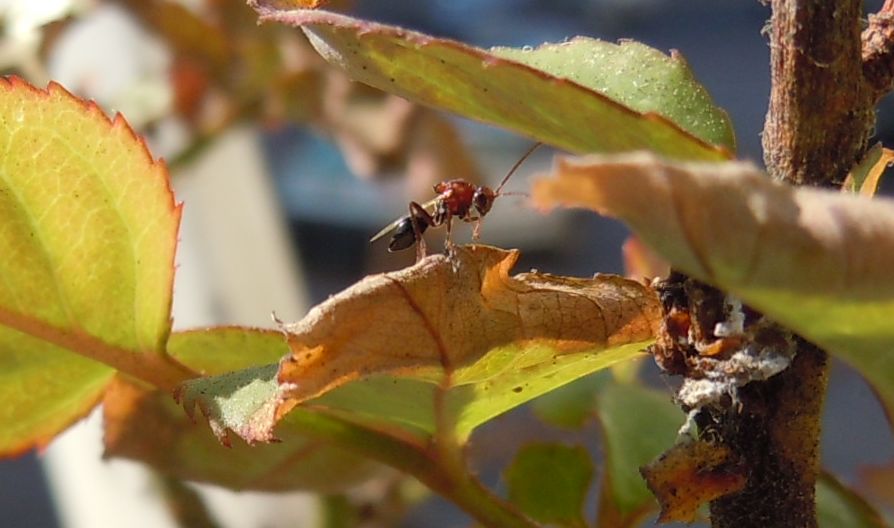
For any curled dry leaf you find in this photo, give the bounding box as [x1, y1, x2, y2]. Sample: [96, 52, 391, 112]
[179, 245, 660, 446]
[640, 439, 746, 523]
[278, 245, 657, 408]
[533, 152, 894, 423]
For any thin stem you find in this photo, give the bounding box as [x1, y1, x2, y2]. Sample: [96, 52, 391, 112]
[708, 342, 828, 527]
[155, 475, 221, 528]
[281, 410, 539, 528]
[0, 306, 196, 391]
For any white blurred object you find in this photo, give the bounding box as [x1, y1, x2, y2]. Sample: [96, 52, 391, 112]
[46, 4, 172, 128]
[0, 0, 82, 81]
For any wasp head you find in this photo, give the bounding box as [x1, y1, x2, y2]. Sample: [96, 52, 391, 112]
[473, 187, 496, 216]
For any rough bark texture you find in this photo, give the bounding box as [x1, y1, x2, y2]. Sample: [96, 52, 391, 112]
[707, 342, 828, 528]
[762, 0, 873, 186]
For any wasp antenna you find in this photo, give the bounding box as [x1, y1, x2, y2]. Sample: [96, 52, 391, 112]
[495, 142, 543, 195]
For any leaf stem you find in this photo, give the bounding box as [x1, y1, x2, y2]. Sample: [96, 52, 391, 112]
[281, 410, 539, 528]
[154, 474, 221, 528]
[0, 306, 196, 391]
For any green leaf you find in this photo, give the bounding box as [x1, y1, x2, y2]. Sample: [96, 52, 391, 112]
[313, 341, 650, 441]
[104, 374, 383, 492]
[817, 471, 889, 528]
[595, 382, 681, 520]
[253, 8, 731, 161]
[505, 443, 593, 527]
[0, 77, 186, 454]
[169, 327, 288, 374]
[533, 153, 894, 430]
[0, 334, 112, 454]
[492, 39, 734, 150]
[530, 370, 612, 429]
[106, 327, 385, 492]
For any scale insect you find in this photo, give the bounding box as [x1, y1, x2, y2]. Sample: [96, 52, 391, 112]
[370, 142, 542, 260]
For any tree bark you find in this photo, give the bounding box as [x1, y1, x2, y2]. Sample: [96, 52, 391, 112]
[644, 1, 893, 527]
[762, 0, 872, 187]
[706, 1, 881, 526]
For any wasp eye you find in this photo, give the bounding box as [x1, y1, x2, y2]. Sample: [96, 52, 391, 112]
[474, 189, 494, 215]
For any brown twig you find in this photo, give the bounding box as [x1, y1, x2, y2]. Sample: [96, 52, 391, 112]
[763, 0, 872, 186]
[704, 1, 885, 525]
[862, 0, 894, 99]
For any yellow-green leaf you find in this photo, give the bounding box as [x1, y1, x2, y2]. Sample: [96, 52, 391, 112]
[0, 77, 186, 454]
[104, 374, 383, 492]
[505, 443, 592, 527]
[595, 382, 682, 525]
[492, 39, 735, 151]
[105, 327, 393, 492]
[253, 7, 730, 161]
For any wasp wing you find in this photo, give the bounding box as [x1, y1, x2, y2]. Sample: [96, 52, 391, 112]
[369, 217, 405, 243]
[369, 198, 439, 243]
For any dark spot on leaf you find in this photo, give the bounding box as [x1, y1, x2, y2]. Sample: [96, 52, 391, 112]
[513, 386, 523, 393]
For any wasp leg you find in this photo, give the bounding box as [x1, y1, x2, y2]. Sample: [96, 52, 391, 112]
[408, 201, 434, 262]
[444, 216, 456, 257]
[471, 217, 483, 241]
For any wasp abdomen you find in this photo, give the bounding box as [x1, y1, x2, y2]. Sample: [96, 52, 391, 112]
[388, 215, 429, 251]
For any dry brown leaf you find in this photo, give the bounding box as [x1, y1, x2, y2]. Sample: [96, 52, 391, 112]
[533, 152, 894, 299]
[640, 440, 746, 523]
[530, 153, 894, 427]
[277, 245, 659, 412]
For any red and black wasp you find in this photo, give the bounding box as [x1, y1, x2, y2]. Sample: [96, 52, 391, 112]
[370, 143, 542, 260]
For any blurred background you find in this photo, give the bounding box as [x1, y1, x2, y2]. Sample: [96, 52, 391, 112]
[1, 0, 893, 526]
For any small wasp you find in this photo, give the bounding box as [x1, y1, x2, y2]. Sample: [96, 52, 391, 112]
[370, 143, 542, 260]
